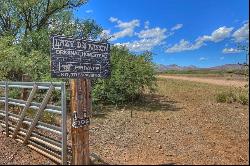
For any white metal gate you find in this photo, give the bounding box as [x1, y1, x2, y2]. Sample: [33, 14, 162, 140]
[0, 81, 67, 164]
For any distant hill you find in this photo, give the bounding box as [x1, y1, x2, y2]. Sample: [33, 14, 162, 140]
[155, 64, 197, 72]
[209, 64, 243, 70]
[155, 63, 243, 72]
[182, 65, 198, 70]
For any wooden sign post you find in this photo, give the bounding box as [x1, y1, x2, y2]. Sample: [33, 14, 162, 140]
[70, 79, 91, 165]
[50, 35, 110, 165]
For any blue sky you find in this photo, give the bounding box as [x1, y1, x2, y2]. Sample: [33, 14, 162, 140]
[74, 0, 249, 67]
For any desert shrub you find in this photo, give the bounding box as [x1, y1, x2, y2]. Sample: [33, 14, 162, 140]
[216, 92, 228, 103]
[216, 87, 249, 105]
[216, 90, 237, 103]
[92, 46, 156, 105]
[239, 93, 248, 105]
[238, 88, 249, 105]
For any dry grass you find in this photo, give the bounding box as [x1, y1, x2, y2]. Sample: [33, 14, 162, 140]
[158, 75, 248, 87]
[156, 78, 248, 104]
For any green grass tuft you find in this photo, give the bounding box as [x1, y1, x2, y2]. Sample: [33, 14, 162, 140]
[216, 88, 249, 105]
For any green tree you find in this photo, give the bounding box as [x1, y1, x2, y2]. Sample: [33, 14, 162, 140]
[237, 42, 249, 76]
[0, 0, 157, 106]
[93, 46, 156, 104]
[0, 0, 88, 37]
[237, 43, 249, 65]
[0, 36, 24, 80]
[0, 0, 103, 81]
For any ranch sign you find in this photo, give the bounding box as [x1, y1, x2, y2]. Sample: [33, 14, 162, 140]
[50, 34, 111, 164]
[50, 35, 111, 79]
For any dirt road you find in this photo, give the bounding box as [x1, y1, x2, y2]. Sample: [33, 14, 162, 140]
[158, 75, 248, 87]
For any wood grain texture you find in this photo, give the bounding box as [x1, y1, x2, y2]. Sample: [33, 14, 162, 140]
[70, 79, 90, 165]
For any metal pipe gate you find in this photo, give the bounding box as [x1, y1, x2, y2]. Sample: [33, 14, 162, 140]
[0, 81, 67, 164]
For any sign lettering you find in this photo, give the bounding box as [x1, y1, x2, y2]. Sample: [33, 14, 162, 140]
[51, 35, 111, 78]
[72, 112, 90, 128]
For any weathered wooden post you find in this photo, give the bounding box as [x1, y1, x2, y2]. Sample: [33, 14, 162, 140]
[50, 35, 110, 165]
[70, 79, 91, 165]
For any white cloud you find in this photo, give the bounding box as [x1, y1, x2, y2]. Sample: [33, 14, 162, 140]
[232, 22, 249, 42]
[166, 39, 204, 53]
[222, 48, 243, 54]
[137, 27, 166, 38]
[109, 17, 119, 23]
[171, 24, 183, 31]
[210, 26, 234, 42]
[111, 28, 134, 41]
[197, 26, 234, 43]
[166, 39, 192, 53]
[115, 19, 140, 29]
[166, 26, 234, 53]
[100, 29, 111, 39]
[102, 29, 111, 34]
[199, 57, 208, 61]
[85, 10, 93, 13]
[144, 21, 150, 29]
[108, 17, 140, 41]
[116, 27, 167, 52]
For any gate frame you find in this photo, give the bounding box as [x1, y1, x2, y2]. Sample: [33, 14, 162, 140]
[0, 81, 67, 165]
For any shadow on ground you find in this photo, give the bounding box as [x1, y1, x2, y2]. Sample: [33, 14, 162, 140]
[129, 93, 182, 112]
[92, 93, 182, 119]
[90, 153, 110, 165]
[90, 153, 177, 165]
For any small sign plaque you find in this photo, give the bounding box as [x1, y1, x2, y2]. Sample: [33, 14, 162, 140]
[51, 35, 111, 79]
[72, 112, 90, 128]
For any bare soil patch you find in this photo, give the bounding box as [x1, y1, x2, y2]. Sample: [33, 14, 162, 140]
[0, 130, 54, 165]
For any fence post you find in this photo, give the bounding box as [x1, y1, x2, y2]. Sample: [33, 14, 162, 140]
[70, 79, 90, 165]
[61, 82, 67, 165]
[5, 81, 9, 137]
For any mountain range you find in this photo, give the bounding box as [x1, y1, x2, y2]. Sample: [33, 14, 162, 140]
[155, 64, 244, 72]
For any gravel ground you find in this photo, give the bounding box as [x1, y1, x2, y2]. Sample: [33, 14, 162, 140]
[0, 131, 54, 165]
[0, 78, 249, 165]
[88, 95, 248, 165]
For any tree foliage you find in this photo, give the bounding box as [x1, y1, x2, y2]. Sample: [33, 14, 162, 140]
[0, 0, 156, 105]
[235, 42, 249, 76]
[0, 0, 102, 81]
[237, 42, 249, 65]
[0, 0, 88, 37]
[93, 46, 156, 104]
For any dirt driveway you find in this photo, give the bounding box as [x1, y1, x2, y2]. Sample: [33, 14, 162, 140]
[158, 75, 248, 87]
